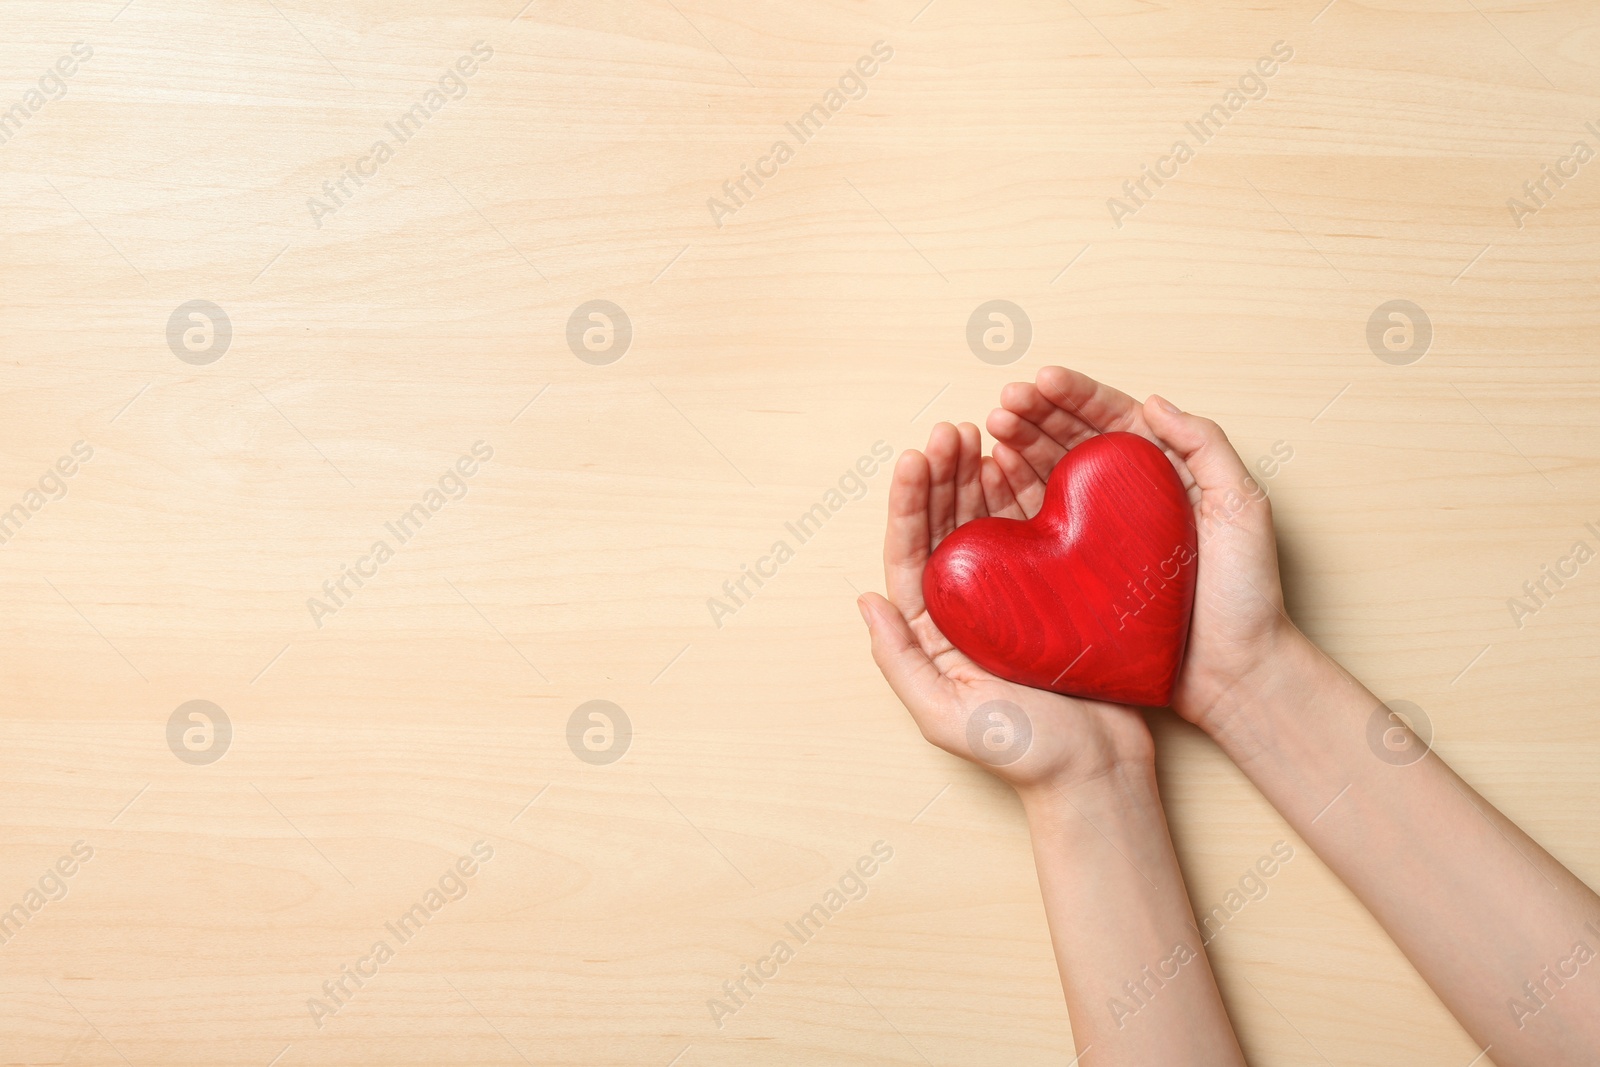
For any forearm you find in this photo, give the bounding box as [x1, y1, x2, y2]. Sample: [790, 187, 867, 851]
[1210, 629, 1600, 1065]
[1022, 764, 1245, 1066]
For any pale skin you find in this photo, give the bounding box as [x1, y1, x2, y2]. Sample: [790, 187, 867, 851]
[860, 366, 1600, 1065]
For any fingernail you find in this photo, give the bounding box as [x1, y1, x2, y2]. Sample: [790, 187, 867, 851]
[1153, 394, 1180, 415]
[857, 596, 872, 625]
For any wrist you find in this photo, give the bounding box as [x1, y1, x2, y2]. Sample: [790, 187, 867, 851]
[1201, 627, 1363, 765]
[1182, 621, 1317, 735]
[1018, 756, 1161, 832]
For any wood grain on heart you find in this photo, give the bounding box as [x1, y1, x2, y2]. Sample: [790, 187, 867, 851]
[923, 432, 1197, 706]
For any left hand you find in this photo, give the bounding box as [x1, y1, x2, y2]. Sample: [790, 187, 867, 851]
[859, 421, 1154, 800]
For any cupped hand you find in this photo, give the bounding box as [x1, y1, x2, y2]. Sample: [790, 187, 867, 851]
[859, 421, 1153, 799]
[983, 366, 1293, 732]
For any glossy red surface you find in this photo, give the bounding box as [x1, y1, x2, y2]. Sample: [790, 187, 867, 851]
[923, 432, 1197, 706]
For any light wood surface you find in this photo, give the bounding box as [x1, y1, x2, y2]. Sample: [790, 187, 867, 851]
[3, 1, 1598, 1064]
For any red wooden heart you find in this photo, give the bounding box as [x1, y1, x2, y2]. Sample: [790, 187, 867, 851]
[923, 431, 1196, 706]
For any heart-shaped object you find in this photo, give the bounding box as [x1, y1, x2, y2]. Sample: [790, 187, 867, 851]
[923, 431, 1197, 706]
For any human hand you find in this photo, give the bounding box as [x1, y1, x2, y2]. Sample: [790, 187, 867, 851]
[983, 366, 1296, 734]
[859, 421, 1154, 800]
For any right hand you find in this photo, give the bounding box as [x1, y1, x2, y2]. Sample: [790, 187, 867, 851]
[982, 366, 1298, 734]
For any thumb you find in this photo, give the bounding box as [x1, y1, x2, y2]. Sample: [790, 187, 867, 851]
[858, 593, 953, 735]
[1143, 395, 1254, 496]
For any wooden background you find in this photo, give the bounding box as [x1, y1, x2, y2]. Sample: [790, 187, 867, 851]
[2, 0, 1597, 1063]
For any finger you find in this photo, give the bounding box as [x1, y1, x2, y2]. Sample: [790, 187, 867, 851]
[983, 405, 1023, 447]
[984, 406, 1063, 482]
[883, 450, 932, 617]
[1142, 395, 1254, 497]
[993, 442, 1048, 516]
[1031, 366, 1149, 441]
[998, 381, 1100, 454]
[1012, 370, 1196, 497]
[924, 422, 961, 546]
[954, 422, 986, 524]
[979, 456, 1027, 519]
[859, 593, 957, 740]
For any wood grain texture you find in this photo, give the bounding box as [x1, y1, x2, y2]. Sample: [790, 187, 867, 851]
[2, 1, 1598, 1064]
[923, 431, 1197, 705]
